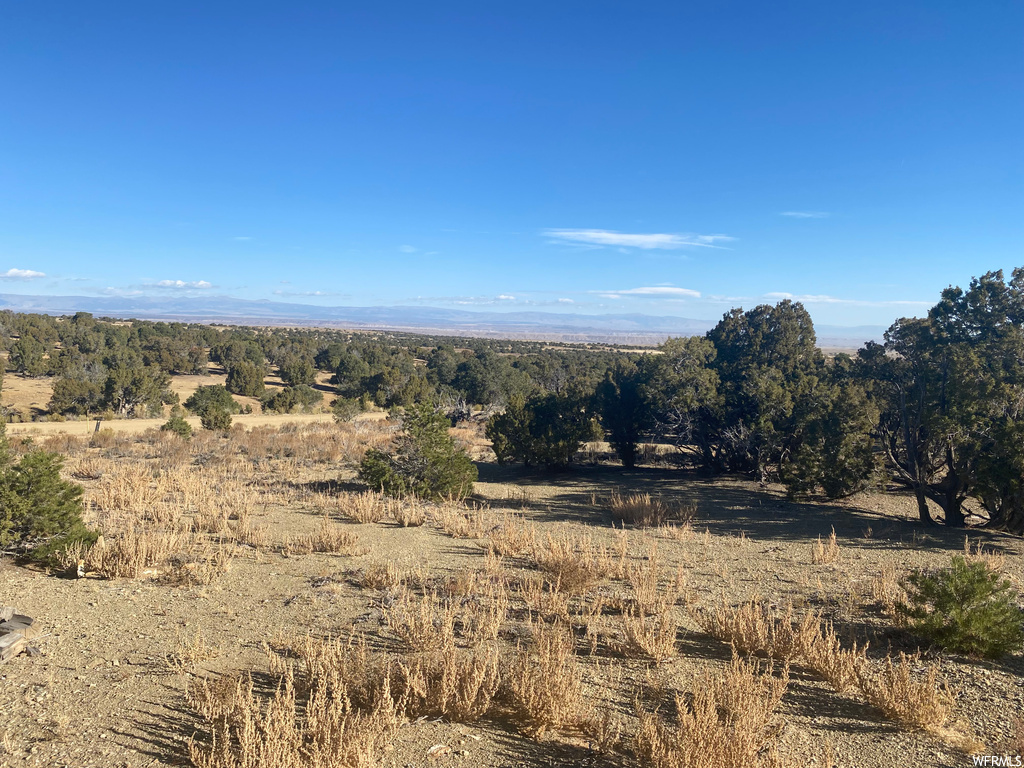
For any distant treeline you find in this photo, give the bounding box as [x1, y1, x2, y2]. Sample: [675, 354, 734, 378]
[2, 266, 1023, 534]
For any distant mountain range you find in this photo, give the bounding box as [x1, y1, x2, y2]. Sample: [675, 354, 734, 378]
[0, 293, 885, 348]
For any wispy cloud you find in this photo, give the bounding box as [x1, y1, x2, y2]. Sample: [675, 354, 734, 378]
[764, 291, 929, 307]
[558, 298, 574, 304]
[399, 245, 417, 253]
[594, 286, 702, 300]
[780, 211, 829, 219]
[155, 279, 213, 289]
[496, 294, 516, 300]
[273, 289, 347, 298]
[232, 236, 253, 241]
[1, 268, 46, 280]
[544, 229, 734, 250]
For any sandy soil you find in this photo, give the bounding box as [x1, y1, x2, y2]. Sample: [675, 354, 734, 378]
[0, 426, 1021, 768]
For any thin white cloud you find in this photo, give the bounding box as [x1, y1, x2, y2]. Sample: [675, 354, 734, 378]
[1, 268, 46, 280]
[273, 289, 346, 298]
[155, 279, 213, 289]
[594, 286, 702, 299]
[764, 291, 930, 307]
[557, 298, 574, 304]
[496, 294, 516, 301]
[399, 245, 417, 253]
[232, 236, 253, 241]
[780, 211, 830, 219]
[544, 229, 735, 250]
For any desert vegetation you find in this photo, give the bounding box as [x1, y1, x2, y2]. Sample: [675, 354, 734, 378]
[5, 267, 1024, 532]
[0, 268, 1023, 766]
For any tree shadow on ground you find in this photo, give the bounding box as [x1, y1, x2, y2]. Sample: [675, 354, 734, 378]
[473, 462, 1019, 555]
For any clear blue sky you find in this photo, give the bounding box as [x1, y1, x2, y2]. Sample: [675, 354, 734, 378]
[2, 2, 1021, 326]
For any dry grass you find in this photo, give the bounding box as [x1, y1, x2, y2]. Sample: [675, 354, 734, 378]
[338, 491, 389, 524]
[855, 652, 954, 732]
[187, 646, 400, 768]
[635, 653, 789, 768]
[398, 644, 501, 722]
[486, 512, 536, 557]
[811, 527, 841, 565]
[391, 499, 426, 527]
[505, 621, 584, 735]
[285, 515, 361, 556]
[963, 535, 1006, 572]
[693, 598, 960, 740]
[531, 532, 615, 594]
[619, 606, 679, 663]
[801, 619, 867, 694]
[431, 504, 488, 539]
[693, 599, 817, 661]
[871, 562, 907, 616]
[608, 492, 696, 528]
[384, 589, 457, 652]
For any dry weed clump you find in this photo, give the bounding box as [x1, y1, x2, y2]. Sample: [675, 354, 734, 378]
[811, 527, 841, 565]
[608, 492, 696, 528]
[694, 599, 960, 740]
[70, 457, 105, 480]
[635, 653, 789, 768]
[619, 606, 679, 663]
[693, 599, 817, 661]
[505, 621, 584, 735]
[854, 652, 954, 732]
[398, 644, 501, 722]
[187, 653, 400, 768]
[93, 464, 165, 514]
[391, 498, 426, 527]
[384, 589, 457, 652]
[60, 523, 198, 580]
[531, 532, 615, 594]
[339, 491, 389, 524]
[801, 619, 867, 694]
[431, 504, 488, 539]
[963, 536, 1006, 572]
[285, 515, 362, 556]
[871, 562, 907, 616]
[486, 512, 536, 557]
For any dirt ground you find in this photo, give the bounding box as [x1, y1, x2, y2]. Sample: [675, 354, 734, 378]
[0, 421, 1021, 768]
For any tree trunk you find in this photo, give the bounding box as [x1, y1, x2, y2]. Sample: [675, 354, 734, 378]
[915, 487, 934, 524]
[943, 491, 966, 527]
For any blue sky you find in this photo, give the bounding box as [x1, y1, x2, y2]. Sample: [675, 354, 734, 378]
[1, 2, 1021, 327]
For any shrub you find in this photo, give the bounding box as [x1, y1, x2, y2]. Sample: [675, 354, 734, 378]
[486, 391, 600, 468]
[263, 385, 323, 413]
[225, 361, 265, 398]
[897, 555, 1024, 658]
[332, 396, 363, 422]
[359, 405, 477, 501]
[0, 431, 86, 553]
[184, 385, 240, 416]
[161, 413, 193, 439]
[200, 407, 233, 432]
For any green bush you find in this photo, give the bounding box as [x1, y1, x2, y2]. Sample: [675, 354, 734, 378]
[332, 396, 363, 423]
[486, 392, 601, 468]
[359, 405, 477, 500]
[161, 413, 193, 439]
[898, 555, 1024, 659]
[262, 385, 323, 414]
[184, 385, 240, 416]
[0, 432, 86, 553]
[200, 407, 233, 432]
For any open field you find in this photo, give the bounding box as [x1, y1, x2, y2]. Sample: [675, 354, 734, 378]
[0, 418, 1022, 768]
